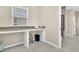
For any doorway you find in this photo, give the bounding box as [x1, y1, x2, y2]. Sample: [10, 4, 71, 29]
[61, 15, 65, 38]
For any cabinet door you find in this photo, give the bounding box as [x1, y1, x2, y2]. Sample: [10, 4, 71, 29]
[39, 6, 62, 48]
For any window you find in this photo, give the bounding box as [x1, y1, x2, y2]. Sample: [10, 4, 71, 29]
[12, 6, 28, 26]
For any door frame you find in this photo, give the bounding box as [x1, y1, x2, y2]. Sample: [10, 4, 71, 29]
[58, 6, 62, 48]
[76, 16, 79, 34]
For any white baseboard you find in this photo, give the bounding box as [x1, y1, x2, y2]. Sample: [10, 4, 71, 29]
[4, 40, 61, 49]
[42, 40, 61, 49]
[4, 42, 24, 49]
[65, 33, 74, 36]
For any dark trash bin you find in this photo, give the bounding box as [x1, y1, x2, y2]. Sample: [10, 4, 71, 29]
[35, 34, 40, 41]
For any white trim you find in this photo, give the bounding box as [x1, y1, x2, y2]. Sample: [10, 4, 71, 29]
[4, 42, 24, 49]
[24, 31, 29, 48]
[65, 10, 68, 36]
[27, 8, 29, 25]
[73, 11, 76, 35]
[43, 40, 60, 48]
[75, 17, 79, 35]
[11, 6, 29, 26]
[0, 30, 26, 34]
[58, 6, 62, 48]
[12, 6, 28, 10]
[11, 7, 14, 26]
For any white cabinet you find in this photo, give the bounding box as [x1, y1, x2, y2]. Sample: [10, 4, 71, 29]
[12, 7, 28, 26]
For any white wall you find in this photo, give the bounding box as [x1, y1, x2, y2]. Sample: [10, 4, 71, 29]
[27, 6, 40, 25]
[0, 6, 12, 27]
[39, 6, 60, 45]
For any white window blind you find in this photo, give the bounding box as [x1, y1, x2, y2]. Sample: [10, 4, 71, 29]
[12, 7, 28, 26]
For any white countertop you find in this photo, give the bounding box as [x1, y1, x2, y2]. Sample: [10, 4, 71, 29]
[0, 28, 45, 34]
